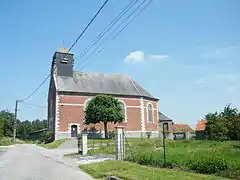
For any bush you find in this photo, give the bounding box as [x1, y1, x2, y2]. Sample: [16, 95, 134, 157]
[188, 156, 228, 174]
[108, 130, 115, 139]
[41, 131, 54, 143]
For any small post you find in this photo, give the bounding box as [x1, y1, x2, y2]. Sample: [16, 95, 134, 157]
[185, 132, 190, 140]
[81, 133, 88, 155]
[163, 123, 168, 168]
[13, 100, 19, 143]
[115, 126, 125, 160]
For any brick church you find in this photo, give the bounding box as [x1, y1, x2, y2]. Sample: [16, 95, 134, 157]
[48, 48, 160, 140]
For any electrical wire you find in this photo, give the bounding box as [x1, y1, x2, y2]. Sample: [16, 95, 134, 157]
[74, 0, 139, 64]
[19, 101, 47, 109]
[76, 0, 154, 70]
[19, 0, 110, 102]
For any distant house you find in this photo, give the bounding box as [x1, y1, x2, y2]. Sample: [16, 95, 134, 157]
[158, 112, 174, 139]
[173, 124, 194, 140]
[195, 120, 207, 140]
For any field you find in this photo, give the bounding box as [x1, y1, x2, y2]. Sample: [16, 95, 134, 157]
[87, 139, 240, 179]
[80, 160, 227, 180]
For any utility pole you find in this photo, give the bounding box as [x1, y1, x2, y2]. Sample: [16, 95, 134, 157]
[13, 100, 19, 143]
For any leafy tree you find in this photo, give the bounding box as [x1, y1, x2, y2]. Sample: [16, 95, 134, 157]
[0, 110, 15, 137]
[205, 104, 240, 141]
[84, 95, 124, 139]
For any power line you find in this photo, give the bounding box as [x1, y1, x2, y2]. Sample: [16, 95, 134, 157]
[19, 0, 110, 102]
[74, 0, 139, 64]
[19, 101, 46, 109]
[76, 0, 154, 70]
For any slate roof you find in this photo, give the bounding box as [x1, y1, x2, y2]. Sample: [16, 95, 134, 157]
[173, 124, 194, 132]
[56, 71, 157, 100]
[158, 112, 172, 121]
[196, 120, 207, 131]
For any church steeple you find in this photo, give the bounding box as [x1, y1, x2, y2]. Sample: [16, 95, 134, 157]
[51, 48, 74, 77]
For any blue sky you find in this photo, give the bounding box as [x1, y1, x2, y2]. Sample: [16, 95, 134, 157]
[0, 0, 239, 128]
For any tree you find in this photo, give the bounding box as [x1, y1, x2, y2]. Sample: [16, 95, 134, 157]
[84, 95, 124, 139]
[0, 110, 15, 137]
[205, 104, 240, 141]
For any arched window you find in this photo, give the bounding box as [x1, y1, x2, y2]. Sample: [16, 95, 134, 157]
[120, 102, 125, 118]
[148, 104, 153, 123]
[119, 100, 126, 122]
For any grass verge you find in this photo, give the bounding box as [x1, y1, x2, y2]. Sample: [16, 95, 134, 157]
[38, 139, 66, 149]
[87, 139, 240, 179]
[80, 160, 228, 180]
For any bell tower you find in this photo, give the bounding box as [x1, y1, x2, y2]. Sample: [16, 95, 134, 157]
[51, 48, 74, 77]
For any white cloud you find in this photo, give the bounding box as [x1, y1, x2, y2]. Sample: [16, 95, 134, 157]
[195, 79, 205, 84]
[124, 51, 145, 62]
[124, 51, 169, 62]
[149, 54, 169, 60]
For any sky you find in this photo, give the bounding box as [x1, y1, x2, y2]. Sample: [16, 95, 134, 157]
[0, 0, 239, 128]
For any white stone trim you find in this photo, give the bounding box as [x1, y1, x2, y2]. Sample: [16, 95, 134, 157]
[68, 123, 81, 137]
[57, 131, 69, 133]
[118, 100, 127, 122]
[140, 97, 145, 131]
[144, 107, 158, 111]
[55, 93, 60, 134]
[59, 103, 83, 106]
[146, 102, 154, 123]
[53, 73, 58, 90]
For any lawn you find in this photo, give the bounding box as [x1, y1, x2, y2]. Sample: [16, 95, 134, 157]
[87, 139, 240, 179]
[38, 139, 66, 149]
[80, 160, 228, 180]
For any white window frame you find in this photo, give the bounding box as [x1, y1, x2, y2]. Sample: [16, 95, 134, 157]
[147, 102, 153, 123]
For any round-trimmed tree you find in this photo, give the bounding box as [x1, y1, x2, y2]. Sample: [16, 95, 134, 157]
[84, 95, 124, 139]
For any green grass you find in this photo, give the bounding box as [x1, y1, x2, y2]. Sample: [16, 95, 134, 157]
[87, 139, 240, 179]
[38, 139, 66, 149]
[0, 137, 29, 146]
[64, 152, 80, 157]
[80, 160, 228, 180]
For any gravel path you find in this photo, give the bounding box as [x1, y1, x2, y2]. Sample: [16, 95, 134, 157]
[0, 144, 93, 180]
[70, 154, 115, 165]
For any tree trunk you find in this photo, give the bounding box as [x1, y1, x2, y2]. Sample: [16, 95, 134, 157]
[104, 122, 108, 139]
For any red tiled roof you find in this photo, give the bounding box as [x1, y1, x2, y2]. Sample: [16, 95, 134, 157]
[173, 124, 194, 132]
[196, 120, 207, 131]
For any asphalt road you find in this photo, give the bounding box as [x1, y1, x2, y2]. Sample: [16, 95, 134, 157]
[0, 144, 93, 180]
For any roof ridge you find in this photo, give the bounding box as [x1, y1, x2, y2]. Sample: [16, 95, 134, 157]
[130, 78, 141, 95]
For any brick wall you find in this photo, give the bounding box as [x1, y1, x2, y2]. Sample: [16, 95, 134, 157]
[57, 94, 159, 135]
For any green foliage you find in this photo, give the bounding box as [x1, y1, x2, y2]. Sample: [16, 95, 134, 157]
[188, 157, 228, 174]
[108, 130, 115, 139]
[40, 131, 54, 143]
[85, 95, 124, 138]
[90, 139, 240, 179]
[205, 104, 240, 141]
[80, 160, 225, 180]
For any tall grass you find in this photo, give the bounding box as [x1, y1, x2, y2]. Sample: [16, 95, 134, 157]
[89, 139, 240, 179]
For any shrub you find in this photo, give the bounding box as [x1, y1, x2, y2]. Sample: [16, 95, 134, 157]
[108, 130, 115, 139]
[146, 131, 152, 139]
[41, 131, 54, 143]
[188, 156, 228, 174]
